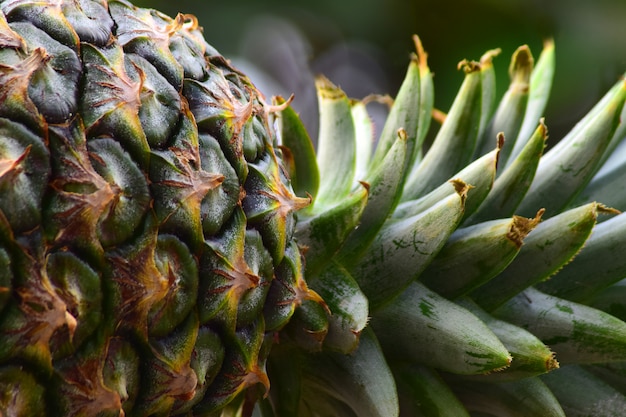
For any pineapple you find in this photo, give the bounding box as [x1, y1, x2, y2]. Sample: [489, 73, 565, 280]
[0, 0, 316, 415]
[1, 1, 626, 417]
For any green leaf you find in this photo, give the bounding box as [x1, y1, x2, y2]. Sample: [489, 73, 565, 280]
[585, 362, 626, 396]
[494, 287, 626, 365]
[350, 180, 468, 309]
[477, 48, 501, 142]
[288, 328, 399, 417]
[447, 375, 565, 417]
[311, 262, 368, 353]
[420, 212, 541, 299]
[588, 279, 626, 322]
[508, 39, 555, 165]
[395, 143, 500, 222]
[475, 45, 533, 166]
[372, 35, 428, 171]
[456, 298, 558, 381]
[515, 79, 626, 217]
[314, 76, 357, 210]
[371, 281, 511, 375]
[599, 89, 626, 167]
[337, 129, 408, 265]
[295, 186, 368, 278]
[465, 121, 547, 225]
[542, 365, 626, 417]
[352, 100, 375, 182]
[572, 129, 626, 212]
[537, 212, 626, 303]
[265, 344, 303, 417]
[413, 35, 435, 167]
[472, 202, 608, 312]
[275, 95, 320, 200]
[391, 363, 471, 417]
[402, 59, 483, 200]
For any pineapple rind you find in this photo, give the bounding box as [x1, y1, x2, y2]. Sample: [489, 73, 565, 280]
[0, 0, 312, 415]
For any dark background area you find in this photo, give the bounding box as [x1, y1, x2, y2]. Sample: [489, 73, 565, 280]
[136, 0, 626, 143]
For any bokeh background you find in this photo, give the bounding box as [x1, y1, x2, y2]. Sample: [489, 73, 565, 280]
[136, 0, 626, 142]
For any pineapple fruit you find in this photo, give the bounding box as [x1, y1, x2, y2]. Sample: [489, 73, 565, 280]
[1, 0, 626, 416]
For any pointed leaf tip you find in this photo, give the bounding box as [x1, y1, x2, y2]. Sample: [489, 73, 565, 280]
[449, 178, 472, 203]
[457, 59, 481, 73]
[509, 45, 534, 88]
[480, 48, 502, 67]
[495, 131, 505, 162]
[595, 202, 620, 216]
[509, 208, 544, 248]
[315, 75, 346, 99]
[543, 37, 555, 51]
[412, 34, 428, 70]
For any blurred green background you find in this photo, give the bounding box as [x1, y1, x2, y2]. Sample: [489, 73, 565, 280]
[137, 0, 626, 141]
